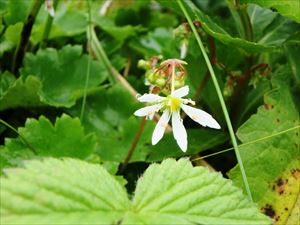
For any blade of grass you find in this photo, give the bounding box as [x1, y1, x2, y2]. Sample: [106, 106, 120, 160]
[177, 0, 253, 201]
[80, 0, 92, 121]
[192, 125, 300, 161]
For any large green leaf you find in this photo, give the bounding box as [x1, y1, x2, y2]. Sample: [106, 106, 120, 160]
[1, 114, 96, 169]
[0, 158, 130, 224]
[20, 45, 108, 107]
[0, 75, 43, 111]
[1, 158, 270, 225]
[229, 71, 300, 224]
[159, 0, 278, 53]
[241, 0, 300, 23]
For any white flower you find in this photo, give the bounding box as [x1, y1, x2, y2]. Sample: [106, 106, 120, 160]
[134, 85, 221, 152]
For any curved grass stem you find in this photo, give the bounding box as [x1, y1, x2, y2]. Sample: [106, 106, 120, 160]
[177, 0, 253, 201]
[192, 125, 300, 161]
[80, 0, 92, 121]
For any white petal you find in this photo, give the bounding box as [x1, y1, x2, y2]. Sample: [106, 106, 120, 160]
[172, 110, 187, 152]
[172, 85, 189, 98]
[181, 104, 221, 129]
[137, 93, 165, 103]
[134, 104, 163, 117]
[152, 110, 171, 145]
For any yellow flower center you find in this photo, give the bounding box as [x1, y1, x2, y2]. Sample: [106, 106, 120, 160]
[165, 96, 181, 112]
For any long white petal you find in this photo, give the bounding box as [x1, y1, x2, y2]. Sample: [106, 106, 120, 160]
[137, 94, 165, 103]
[172, 110, 187, 152]
[172, 85, 189, 98]
[181, 104, 221, 129]
[152, 110, 171, 145]
[134, 104, 163, 117]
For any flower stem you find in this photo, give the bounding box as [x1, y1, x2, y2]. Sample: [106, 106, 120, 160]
[119, 117, 147, 174]
[177, 0, 253, 201]
[40, 0, 59, 48]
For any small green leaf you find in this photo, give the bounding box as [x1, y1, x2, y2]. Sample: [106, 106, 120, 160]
[1, 114, 96, 169]
[95, 16, 142, 42]
[0, 75, 43, 111]
[0, 22, 23, 55]
[125, 158, 270, 225]
[20, 45, 108, 107]
[0, 71, 15, 96]
[241, 0, 300, 23]
[0, 158, 130, 224]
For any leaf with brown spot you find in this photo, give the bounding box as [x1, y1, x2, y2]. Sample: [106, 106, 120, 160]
[229, 71, 300, 225]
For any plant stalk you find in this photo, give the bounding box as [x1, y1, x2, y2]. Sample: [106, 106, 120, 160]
[89, 28, 117, 84]
[12, 0, 43, 75]
[119, 117, 147, 173]
[177, 0, 253, 201]
[40, 0, 59, 48]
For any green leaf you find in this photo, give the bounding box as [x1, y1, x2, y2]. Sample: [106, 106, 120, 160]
[69, 84, 155, 162]
[0, 75, 43, 111]
[129, 28, 179, 58]
[0, 158, 130, 224]
[20, 45, 108, 107]
[0, 22, 23, 56]
[146, 129, 228, 161]
[229, 70, 300, 224]
[94, 16, 142, 42]
[3, 0, 32, 25]
[31, 1, 88, 43]
[123, 158, 270, 224]
[241, 0, 300, 23]
[284, 32, 300, 85]
[158, 0, 278, 53]
[1, 158, 270, 225]
[1, 114, 96, 169]
[256, 15, 299, 46]
[0, 71, 15, 96]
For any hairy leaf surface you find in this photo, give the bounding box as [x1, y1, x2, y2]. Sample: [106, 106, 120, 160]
[1, 158, 270, 225]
